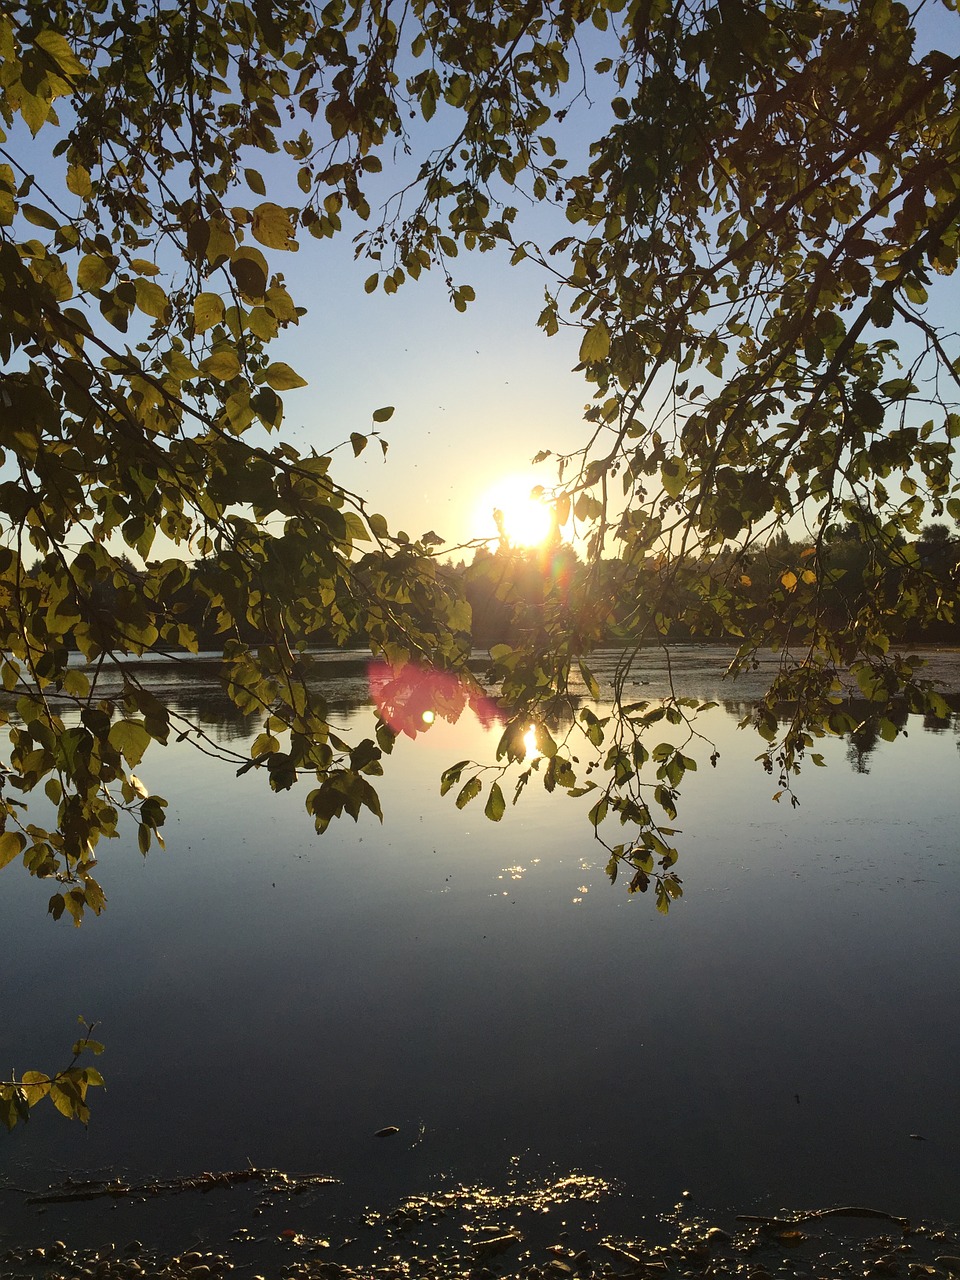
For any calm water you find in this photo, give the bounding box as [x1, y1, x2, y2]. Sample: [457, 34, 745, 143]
[2, 647, 959, 1249]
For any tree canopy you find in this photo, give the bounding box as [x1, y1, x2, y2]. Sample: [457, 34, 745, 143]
[1, 0, 958, 1125]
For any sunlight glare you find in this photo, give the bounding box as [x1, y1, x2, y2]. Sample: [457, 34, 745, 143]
[476, 473, 554, 548]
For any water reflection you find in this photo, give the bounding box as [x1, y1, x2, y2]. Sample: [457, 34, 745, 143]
[3, 646, 960, 1238]
[49, 647, 958, 773]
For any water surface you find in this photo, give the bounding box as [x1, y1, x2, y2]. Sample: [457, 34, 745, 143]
[2, 647, 959, 1248]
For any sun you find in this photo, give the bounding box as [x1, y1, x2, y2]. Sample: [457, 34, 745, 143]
[476, 473, 555, 549]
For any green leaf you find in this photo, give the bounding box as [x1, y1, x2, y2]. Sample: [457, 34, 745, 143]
[372, 405, 395, 423]
[484, 781, 506, 821]
[455, 777, 482, 809]
[661, 458, 687, 500]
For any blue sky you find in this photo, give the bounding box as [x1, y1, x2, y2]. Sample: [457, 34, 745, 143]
[274, 225, 590, 556]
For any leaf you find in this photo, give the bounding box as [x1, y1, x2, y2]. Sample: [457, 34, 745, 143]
[578, 659, 601, 699]
[350, 432, 367, 456]
[263, 362, 307, 391]
[65, 165, 92, 197]
[372, 405, 395, 423]
[780, 570, 798, 592]
[134, 277, 170, 320]
[661, 457, 688, 499]
[19, 1071, 51, 1107]
[194, 292, 225, 331]
[484, 781, 505, 821]
[21, 203, 59, 231]
[230, 249, 269, 299]
[48, 1078, 84, 1120]
[579, 322, 610, 363]
[108, 719, 150, 766]
[455, 777, 482, 809]
[251, 202, 297, 250]
[0, 831, 26, 870]
[34, 29, 85, 79]
[245, 168, 267, 196]
[201, 349, 242, 381]
[19, 92, 50, 136]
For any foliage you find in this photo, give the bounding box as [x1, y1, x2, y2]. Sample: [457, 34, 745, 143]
[1, 0, 958, 1121]
[0, 1018, 103, 1128]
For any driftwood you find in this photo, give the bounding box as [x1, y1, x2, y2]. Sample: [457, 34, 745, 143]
[737, 1206, 910, 1230]
[25, 1166, 338, 1205]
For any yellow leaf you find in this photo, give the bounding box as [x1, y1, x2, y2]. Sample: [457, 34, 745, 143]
[263, 362, 306, 391]
[34, 29, 85, 80]
[66, 164, 92, 197]
[194, 292, 224, 332]
[19, 92, 50, 136]
[579, 322, 610, 363]
[200, 349, 241, 381]
[780, 570, 798, 592]
[0, 830, 26, 869]
[251, 202, 297, 250]
[801, 569, 817, 584]
[134, 277, 170, 321]
[77, 253, 112, 291]
[19, 1071, 51, 1107]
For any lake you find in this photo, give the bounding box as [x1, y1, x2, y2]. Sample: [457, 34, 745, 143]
[2, 646, 959, 1270]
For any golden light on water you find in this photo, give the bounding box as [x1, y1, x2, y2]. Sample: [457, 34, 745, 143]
[476, 473, 554, 549]
[522, 725, 540, 759]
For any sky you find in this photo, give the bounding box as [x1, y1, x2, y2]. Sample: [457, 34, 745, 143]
[236, 0, 960, 560]
[5, 1, 958, 566]
[273, 222, 591, 557]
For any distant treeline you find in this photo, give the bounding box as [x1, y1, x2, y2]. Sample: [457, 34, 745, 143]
[455, 521, 960, 648]
[27, 521, 959, 655]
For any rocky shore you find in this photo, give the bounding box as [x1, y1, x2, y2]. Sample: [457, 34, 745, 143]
[3, 1173, 960, 1280]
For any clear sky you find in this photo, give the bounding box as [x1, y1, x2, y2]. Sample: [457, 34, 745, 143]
[274, 226, 591, 558]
